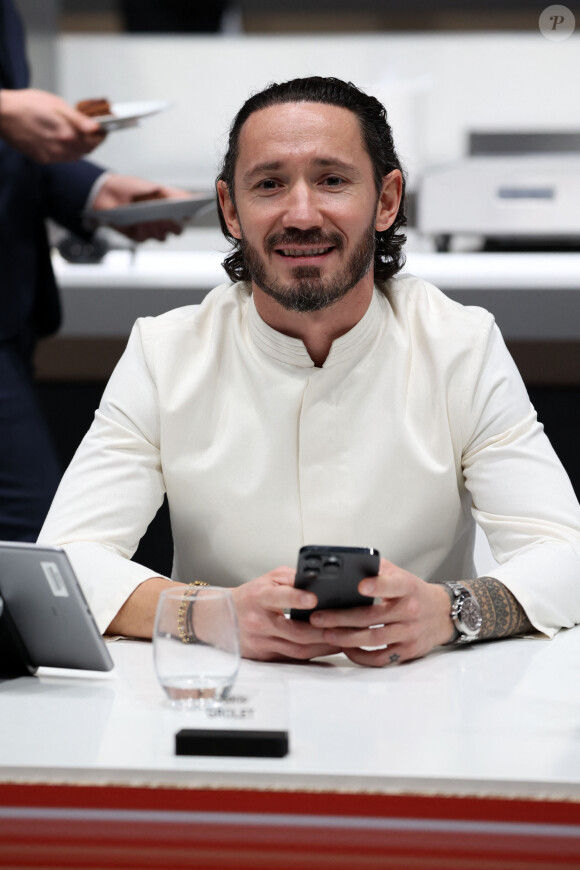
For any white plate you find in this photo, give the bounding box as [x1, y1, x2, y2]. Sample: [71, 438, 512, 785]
[91, 100, 172, 131]
[85, 193, 215, 227]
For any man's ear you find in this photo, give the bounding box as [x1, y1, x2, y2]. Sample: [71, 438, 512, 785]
[217, 180, 242, 239]
[375, 169, 403, 232]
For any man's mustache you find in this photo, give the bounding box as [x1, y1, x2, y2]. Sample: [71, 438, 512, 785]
[266, 230, 344, 250]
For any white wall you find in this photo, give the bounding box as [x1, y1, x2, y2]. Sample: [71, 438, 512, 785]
[57, 33, 580, 190]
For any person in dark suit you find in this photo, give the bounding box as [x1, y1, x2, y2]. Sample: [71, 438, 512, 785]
[0, 0, 185, 542]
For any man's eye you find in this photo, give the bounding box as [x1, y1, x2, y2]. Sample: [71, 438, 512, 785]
[323, 176, 345, 187]
[257, 179, 280, 190]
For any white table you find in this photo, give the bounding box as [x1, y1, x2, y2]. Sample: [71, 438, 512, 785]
[3, 631, 580, 796]
[2, 632, 580, 868]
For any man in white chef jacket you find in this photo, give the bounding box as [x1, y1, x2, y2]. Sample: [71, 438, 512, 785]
[39, 76, 580, 667]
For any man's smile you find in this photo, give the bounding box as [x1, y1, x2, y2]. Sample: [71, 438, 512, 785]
[267, 230, 343, 265]
[276, 246, 335, 259]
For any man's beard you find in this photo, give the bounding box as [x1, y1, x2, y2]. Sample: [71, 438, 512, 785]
[239, 221, 376, 313]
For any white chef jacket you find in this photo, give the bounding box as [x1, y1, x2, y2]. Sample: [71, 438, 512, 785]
[39, 275, 580, 636]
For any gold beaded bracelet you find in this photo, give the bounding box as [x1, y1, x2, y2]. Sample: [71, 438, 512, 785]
[177, 581, 209, 644]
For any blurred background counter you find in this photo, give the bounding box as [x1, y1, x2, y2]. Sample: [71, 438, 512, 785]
[42, 242, 580, 386]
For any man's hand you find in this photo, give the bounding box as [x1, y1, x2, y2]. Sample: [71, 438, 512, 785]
[230, 567, 341, 662]
[92, 173, 190, 242]
[310, 558, 453, 667]
[0, 88, 105, 162]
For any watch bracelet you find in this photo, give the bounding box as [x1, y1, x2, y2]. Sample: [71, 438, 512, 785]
[439, 582, 461, 644]
[438, 580, 483, 645]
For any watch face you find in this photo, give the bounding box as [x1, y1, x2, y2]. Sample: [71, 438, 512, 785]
[459, 596, 482, 634]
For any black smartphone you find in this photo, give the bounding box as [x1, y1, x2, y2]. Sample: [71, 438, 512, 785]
[290, 545, 380, 621]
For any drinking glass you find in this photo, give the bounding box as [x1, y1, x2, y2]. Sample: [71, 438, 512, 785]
[153, 586, 240, 709]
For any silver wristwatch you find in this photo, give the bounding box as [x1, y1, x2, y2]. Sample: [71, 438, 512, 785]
[443, 582, 483, 644]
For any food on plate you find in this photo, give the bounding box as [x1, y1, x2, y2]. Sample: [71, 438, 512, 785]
[130, 189, 167, 203]
[76, 98, 113, 118]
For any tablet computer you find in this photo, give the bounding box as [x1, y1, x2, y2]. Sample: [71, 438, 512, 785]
[0, 541, 113, 675]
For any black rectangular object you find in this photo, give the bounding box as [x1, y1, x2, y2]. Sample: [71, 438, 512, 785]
[175, 729, 289, 758]
[290, 544, 379, 621]
[0, 595, 37, 678]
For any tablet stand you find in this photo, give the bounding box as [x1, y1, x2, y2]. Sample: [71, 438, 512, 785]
[0, 594, 37, 679]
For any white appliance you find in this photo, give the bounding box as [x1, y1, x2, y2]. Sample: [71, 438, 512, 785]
[417, 133, 580, 251]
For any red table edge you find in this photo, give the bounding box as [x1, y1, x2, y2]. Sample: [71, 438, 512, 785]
[1, 782, 580, 826]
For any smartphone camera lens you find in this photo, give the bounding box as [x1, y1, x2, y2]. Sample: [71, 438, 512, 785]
[322, 556, 341, 577]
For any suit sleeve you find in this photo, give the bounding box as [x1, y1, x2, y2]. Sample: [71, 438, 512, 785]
[43, 158, 106, 239]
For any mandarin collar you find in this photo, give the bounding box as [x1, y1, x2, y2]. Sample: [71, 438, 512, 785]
[246, 287, 385, 369]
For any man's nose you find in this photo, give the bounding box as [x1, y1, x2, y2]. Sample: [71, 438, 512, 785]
[282, 182, 322, 229]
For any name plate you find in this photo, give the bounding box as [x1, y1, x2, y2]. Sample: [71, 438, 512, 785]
[174, 681, 289, 758]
